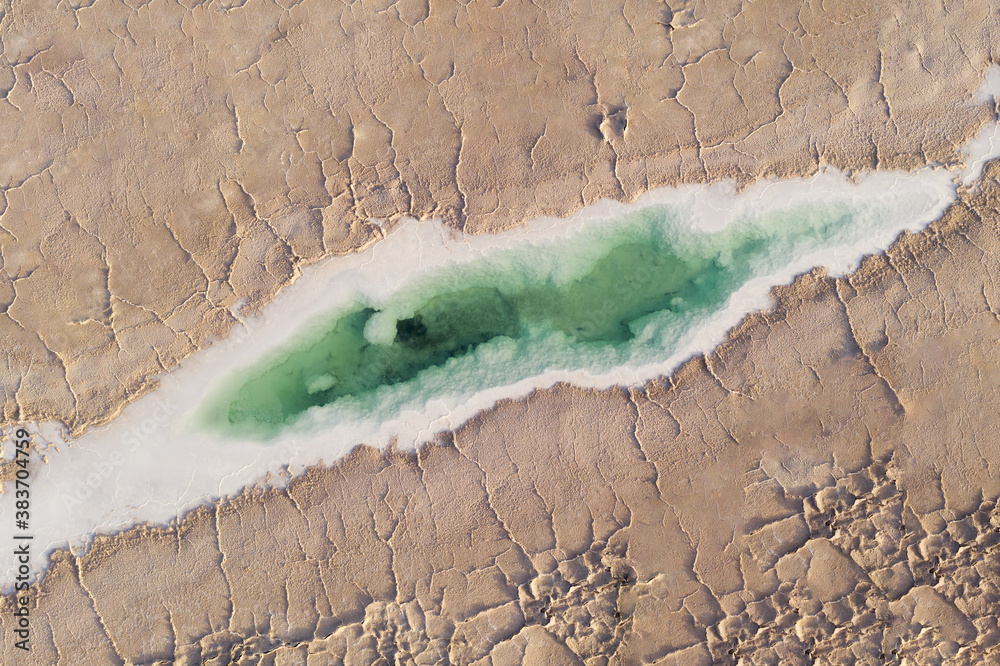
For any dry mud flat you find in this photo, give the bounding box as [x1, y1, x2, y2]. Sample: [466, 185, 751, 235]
[7, 171, 1000, 664]
[2, 0, 1000, 432]
[5, 0, 1000, 664]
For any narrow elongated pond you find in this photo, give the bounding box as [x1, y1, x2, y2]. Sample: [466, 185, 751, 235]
[198, 201, 854, 437]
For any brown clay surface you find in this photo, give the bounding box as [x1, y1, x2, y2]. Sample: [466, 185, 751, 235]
[7, 162, 1000, 664]
[2, 0, 1000, 432]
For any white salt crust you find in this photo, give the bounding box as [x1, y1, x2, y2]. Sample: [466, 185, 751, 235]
[2, 67, 999, 592]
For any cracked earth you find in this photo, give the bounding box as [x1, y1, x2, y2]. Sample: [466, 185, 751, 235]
[1, 0, 999, 432]
[5, 161, 1000, 663]
[5, 0, 1000, 663]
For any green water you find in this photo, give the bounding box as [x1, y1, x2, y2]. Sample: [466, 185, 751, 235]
[197, 203, 851, 438]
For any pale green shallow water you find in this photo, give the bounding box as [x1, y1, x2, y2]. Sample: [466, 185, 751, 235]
[197, 203, 854, 438]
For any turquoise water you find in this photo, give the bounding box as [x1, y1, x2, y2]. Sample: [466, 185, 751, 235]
[196, 203, 852, 438]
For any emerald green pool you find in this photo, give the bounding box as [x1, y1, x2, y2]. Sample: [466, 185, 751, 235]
[196, 203, 851, 438]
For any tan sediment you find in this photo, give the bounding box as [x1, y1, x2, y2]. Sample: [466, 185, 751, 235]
[1, 0, 999, 433]
[8, 163, 1000, 662]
